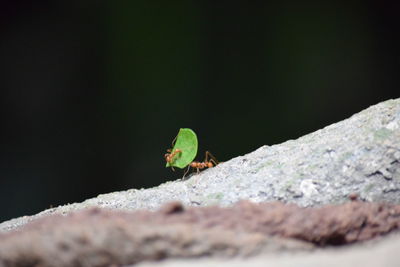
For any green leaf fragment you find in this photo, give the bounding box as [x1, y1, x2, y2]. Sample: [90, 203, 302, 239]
[166, 128, 198, 169]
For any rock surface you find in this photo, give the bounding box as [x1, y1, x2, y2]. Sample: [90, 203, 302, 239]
[134, 232, 400, 267]
[1, 98, 400, 233]
[1, 200, 400, 267]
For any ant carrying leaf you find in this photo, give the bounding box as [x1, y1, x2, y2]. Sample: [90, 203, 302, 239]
[165, 128, 198, 169]
[165, 128, 219, 176]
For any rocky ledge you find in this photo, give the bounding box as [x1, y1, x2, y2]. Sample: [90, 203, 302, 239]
[1, 98, 399, 267]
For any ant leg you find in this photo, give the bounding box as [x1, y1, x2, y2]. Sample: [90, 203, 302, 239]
[209, 159, 218, 167]
[171, 135, 178, 148]
[205, 151, 219, 165]
[183, 165, 191, 178]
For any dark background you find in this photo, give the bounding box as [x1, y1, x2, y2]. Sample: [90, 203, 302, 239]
[0, 1, 399, 222]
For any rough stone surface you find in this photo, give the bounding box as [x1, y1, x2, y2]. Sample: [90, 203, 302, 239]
[1, 98, 400, 233]
[1, 98, 400, 267]
[2, 200, 400, 267]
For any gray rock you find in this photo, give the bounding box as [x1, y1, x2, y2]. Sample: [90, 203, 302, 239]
[1, 98, 400, 232]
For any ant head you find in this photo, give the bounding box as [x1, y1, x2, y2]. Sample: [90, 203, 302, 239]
[190, 162, 198, 168]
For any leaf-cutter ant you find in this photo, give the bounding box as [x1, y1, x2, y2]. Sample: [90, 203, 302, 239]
[184, 151, 219, 177]
[164, 148, 182, 170]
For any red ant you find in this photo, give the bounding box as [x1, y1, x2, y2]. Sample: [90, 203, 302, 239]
[164, 148, 182, 170]
[184, 151, 219, 177]
[164, 135, 182, 171]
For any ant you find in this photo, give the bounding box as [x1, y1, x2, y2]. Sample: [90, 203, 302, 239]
[184, 151, 219, 177]
[164, 148, 182, 170]
[164, 135, 182, 171]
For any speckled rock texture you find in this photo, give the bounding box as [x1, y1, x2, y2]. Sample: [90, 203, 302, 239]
[2, 200, 400, 267]
[1, 98, 400, 267]
[1, 98, 399, 233]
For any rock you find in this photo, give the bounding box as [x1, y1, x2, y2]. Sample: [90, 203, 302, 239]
[1, 98, 400, 233]
[133, 232, 400, 267]
[2, 200, 400, 267]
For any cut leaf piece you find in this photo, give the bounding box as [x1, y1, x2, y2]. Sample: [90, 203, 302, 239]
[166, 128, 198, 169]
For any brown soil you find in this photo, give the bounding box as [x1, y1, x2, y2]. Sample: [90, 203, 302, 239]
[1, 200, 400, 267]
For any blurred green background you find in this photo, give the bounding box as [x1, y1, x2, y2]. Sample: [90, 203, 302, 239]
[0, 1, 399, 222]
